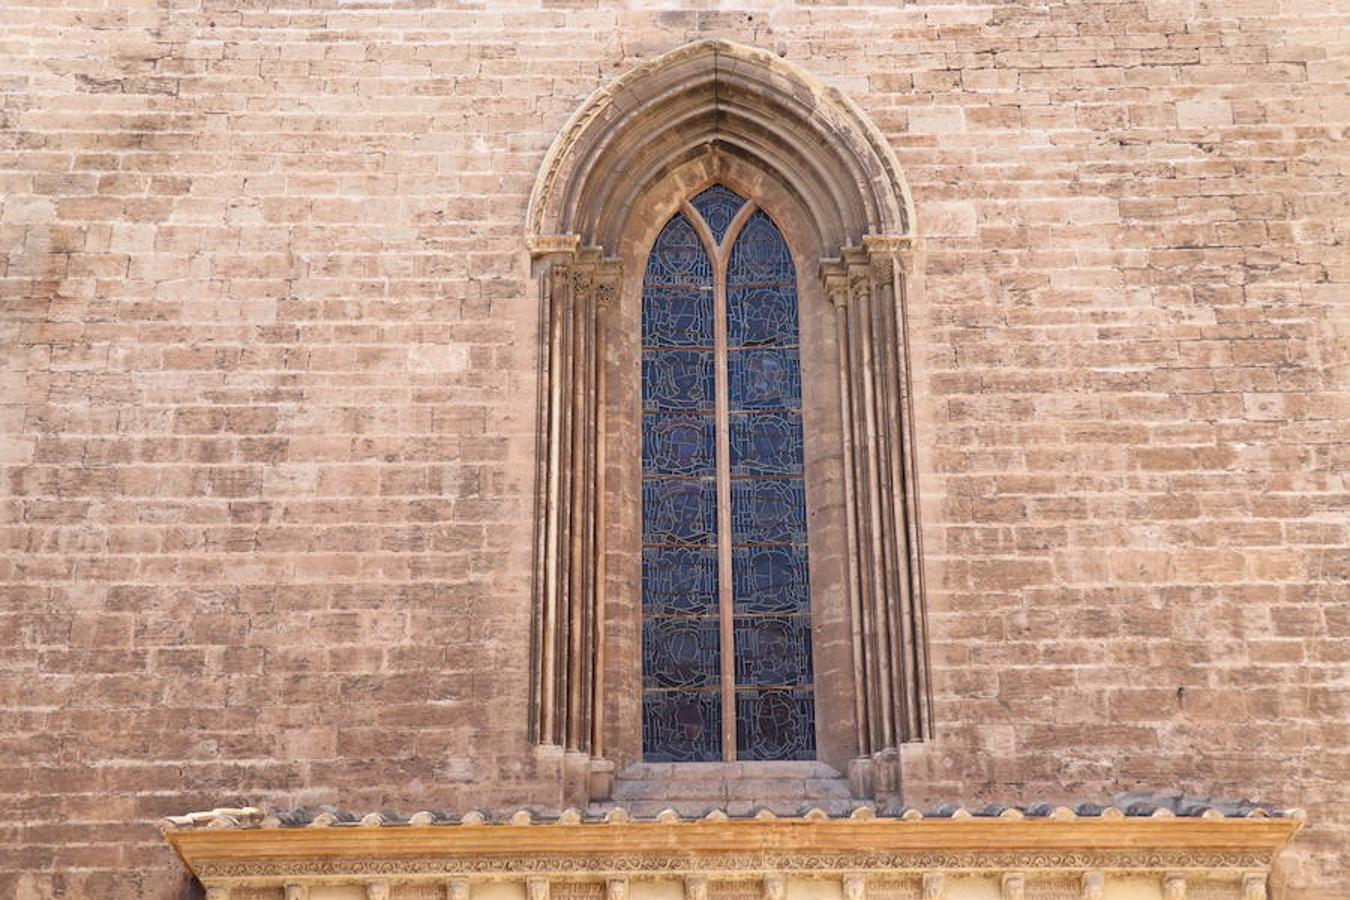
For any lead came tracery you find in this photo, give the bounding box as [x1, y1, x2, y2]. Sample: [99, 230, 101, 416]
[642, 186, 816, 762]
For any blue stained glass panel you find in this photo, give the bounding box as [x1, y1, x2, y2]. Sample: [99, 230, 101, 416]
[730, 411, 804, 476]
[734, 615, 813, 686]
[732, 546, 810, 614]
[643, 616, 722, 690]
[731, 478, 808, 545]
[643, 479, 717, 545]
[728, 286, 798, 347]
[644, 286, 713, 348]
[644, 193, 816, 764]
[644, 413, 715, 477]
[729, 348, 802, 411]
[643, 547, 719, 617]
[645, 214, 713, 286]
[735, 689, 816, 761]
[643, 691, 722, 762]
[728, 211, 795, 286]
[643, 349, 714, 410]
[691, 185, 746, 245]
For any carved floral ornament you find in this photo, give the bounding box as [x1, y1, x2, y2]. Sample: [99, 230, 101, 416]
[165, 808, 1301, 900]
[525, 39, 929, 805]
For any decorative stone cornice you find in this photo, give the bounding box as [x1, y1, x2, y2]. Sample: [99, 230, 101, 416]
[168, 810, 1300, 887]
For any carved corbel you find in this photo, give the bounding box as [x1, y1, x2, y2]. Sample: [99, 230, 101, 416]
[1080, 872, 1105, 900]
[449, 878, 472, 900]
[1163, 874, 1187, 900]
[528, 877, 551, 900]
[922, 873, 946, 900]
[366, 882, 390, 900]
[608, 878, 629, 900]
[842, 874, 867, 900]
[1001, 873, 1025, 900]
[1242, 873, 1267, 900]
[285, 885, 308, 900]
[204, 886, 229, 900]
[763, 873, 786, 900]
[686, 875, 709, 900]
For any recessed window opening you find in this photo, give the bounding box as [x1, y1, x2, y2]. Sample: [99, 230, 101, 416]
[641, 185, 816, 763]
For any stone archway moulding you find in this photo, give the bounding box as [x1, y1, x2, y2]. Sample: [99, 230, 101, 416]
[526, 39, 930, 807]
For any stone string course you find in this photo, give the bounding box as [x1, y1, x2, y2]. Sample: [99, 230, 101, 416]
[0, 2, 1345, 899]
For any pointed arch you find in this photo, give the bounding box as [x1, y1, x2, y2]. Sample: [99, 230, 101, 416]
[526, 39, 915, 258]
[527, 42, 929, 809]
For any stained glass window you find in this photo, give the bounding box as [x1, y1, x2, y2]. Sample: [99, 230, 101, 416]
[642, 186, 816, 763]
[641, 210, 722, 763]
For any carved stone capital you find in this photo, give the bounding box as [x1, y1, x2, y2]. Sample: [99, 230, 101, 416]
[285, 885, 307, 900]
[528, 876, 550, 900]
[763, 873, 786, 900]
[1242, 873, 1267, 900]
[529, 233, 583, 258]
[1080, 871, 1104, 900]
[922, 873, 946, 900]
[821, 262, 851, 308]
[842, 874, 866, 900]
[685, 874, 708, 900]
[449, 878, 472, 900]
[367, 881, 390, 900]
[1163, 874, 1187, 900]
[1000, 873, 1025, 900]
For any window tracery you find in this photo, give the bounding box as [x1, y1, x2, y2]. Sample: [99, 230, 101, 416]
[641, 187, 815, 764]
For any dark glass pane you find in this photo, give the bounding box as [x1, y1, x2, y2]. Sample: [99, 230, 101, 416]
[731, 478, 808, 545]
[643, 349, 714, 411]
[690, 184, 746, 246]
[732, 546, 809, 614]
[643, 616, 722, 690]
[728, 285, 798, 347]
[643, 413, 715, 477]
[727, 210, 794, 286]
[643, 479, 717, 545]
[735, 689, 816, 761]
[734, 615, 813, 686]
[645, 213, 712, 286]
[643, 691, 722, 762]
[728, 348, 801, 410]
[643, 286, 713, 348]
[643, 547, 719, 617]
[730, 410, 804, 476]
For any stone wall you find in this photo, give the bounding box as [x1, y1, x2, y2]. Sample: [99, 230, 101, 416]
[0, 2, 1344, 898]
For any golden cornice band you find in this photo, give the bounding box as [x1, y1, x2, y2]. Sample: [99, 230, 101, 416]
[168, 816, 1300, 875]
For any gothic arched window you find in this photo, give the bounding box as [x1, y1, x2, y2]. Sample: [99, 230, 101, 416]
[641, 186, 815, 763]
[526, 40, 928, 809]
